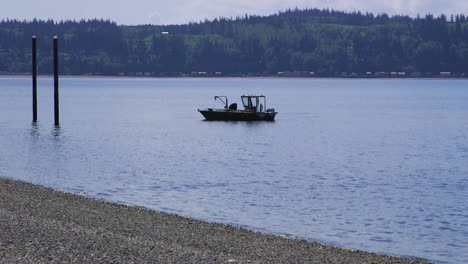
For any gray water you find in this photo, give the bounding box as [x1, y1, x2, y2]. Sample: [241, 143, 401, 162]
[1, 77, 467, 263]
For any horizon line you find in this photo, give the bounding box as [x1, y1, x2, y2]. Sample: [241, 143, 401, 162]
[0, 7, 466, 27]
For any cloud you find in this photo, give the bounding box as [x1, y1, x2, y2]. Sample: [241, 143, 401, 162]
[147, 0, 468, 25]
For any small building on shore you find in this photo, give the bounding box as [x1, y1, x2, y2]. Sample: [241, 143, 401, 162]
[439, 72, 451, 77]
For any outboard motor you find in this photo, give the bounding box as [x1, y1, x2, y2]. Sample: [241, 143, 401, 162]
[229, 103, 238, 110]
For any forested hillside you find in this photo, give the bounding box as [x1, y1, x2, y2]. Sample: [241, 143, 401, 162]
[2, 8, 468, 76]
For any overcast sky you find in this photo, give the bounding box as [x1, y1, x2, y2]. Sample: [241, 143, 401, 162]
[2, 0, 468, 25]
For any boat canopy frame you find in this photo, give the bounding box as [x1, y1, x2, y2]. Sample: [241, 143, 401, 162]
[241, 95, 267, 112]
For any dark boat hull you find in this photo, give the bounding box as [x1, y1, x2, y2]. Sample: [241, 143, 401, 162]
[199, 109, 277, 121]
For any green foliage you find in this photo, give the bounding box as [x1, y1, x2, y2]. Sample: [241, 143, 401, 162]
[1, 9, 468, 75]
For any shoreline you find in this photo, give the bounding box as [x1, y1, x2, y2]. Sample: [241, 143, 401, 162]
[0, 74, 466, 80]
[0, 177, 429, 263]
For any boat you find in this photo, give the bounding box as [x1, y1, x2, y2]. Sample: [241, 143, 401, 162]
[198, 95, 277, 121]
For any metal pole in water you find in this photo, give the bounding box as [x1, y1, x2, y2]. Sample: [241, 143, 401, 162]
[32, 36, 37, 122]
[53, 36, 59, 126]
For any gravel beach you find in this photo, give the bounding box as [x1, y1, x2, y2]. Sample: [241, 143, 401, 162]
[0, 178, 429, 263]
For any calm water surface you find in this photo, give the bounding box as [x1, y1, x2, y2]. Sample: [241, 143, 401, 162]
[1, 77, 467, 263]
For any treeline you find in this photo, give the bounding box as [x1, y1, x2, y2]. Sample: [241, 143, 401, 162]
[2, 8, 468, 75]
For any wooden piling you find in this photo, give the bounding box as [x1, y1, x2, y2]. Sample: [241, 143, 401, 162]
[32, 36, 37, 122]
[53, 36, 59, 126]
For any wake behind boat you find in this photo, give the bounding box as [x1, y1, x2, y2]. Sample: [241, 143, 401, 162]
[198, 95, 277, 121]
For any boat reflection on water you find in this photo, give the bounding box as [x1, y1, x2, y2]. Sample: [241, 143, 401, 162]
[198, 95, 278, 121]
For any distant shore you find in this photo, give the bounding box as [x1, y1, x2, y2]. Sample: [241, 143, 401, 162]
[0, 73, 466, 80]
[0, 177, 428, 263]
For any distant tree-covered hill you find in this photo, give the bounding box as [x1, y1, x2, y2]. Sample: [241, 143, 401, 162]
[2, 8, 468, 76]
